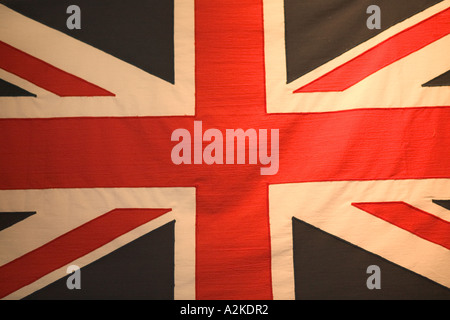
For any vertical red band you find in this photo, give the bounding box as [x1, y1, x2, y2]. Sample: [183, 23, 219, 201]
[194, 0, 273, 299]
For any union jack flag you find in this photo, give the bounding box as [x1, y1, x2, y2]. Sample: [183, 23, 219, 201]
[0, 0, 449, 300]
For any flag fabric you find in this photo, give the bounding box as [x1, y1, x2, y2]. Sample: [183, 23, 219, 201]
[0, 0, 449, 300]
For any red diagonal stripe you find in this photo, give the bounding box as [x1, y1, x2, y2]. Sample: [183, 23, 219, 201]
[0, 208, 170, 299]
[295, 7, 450, 93]
[352, 201, 450, 250]
[0, 41, 114, 97]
